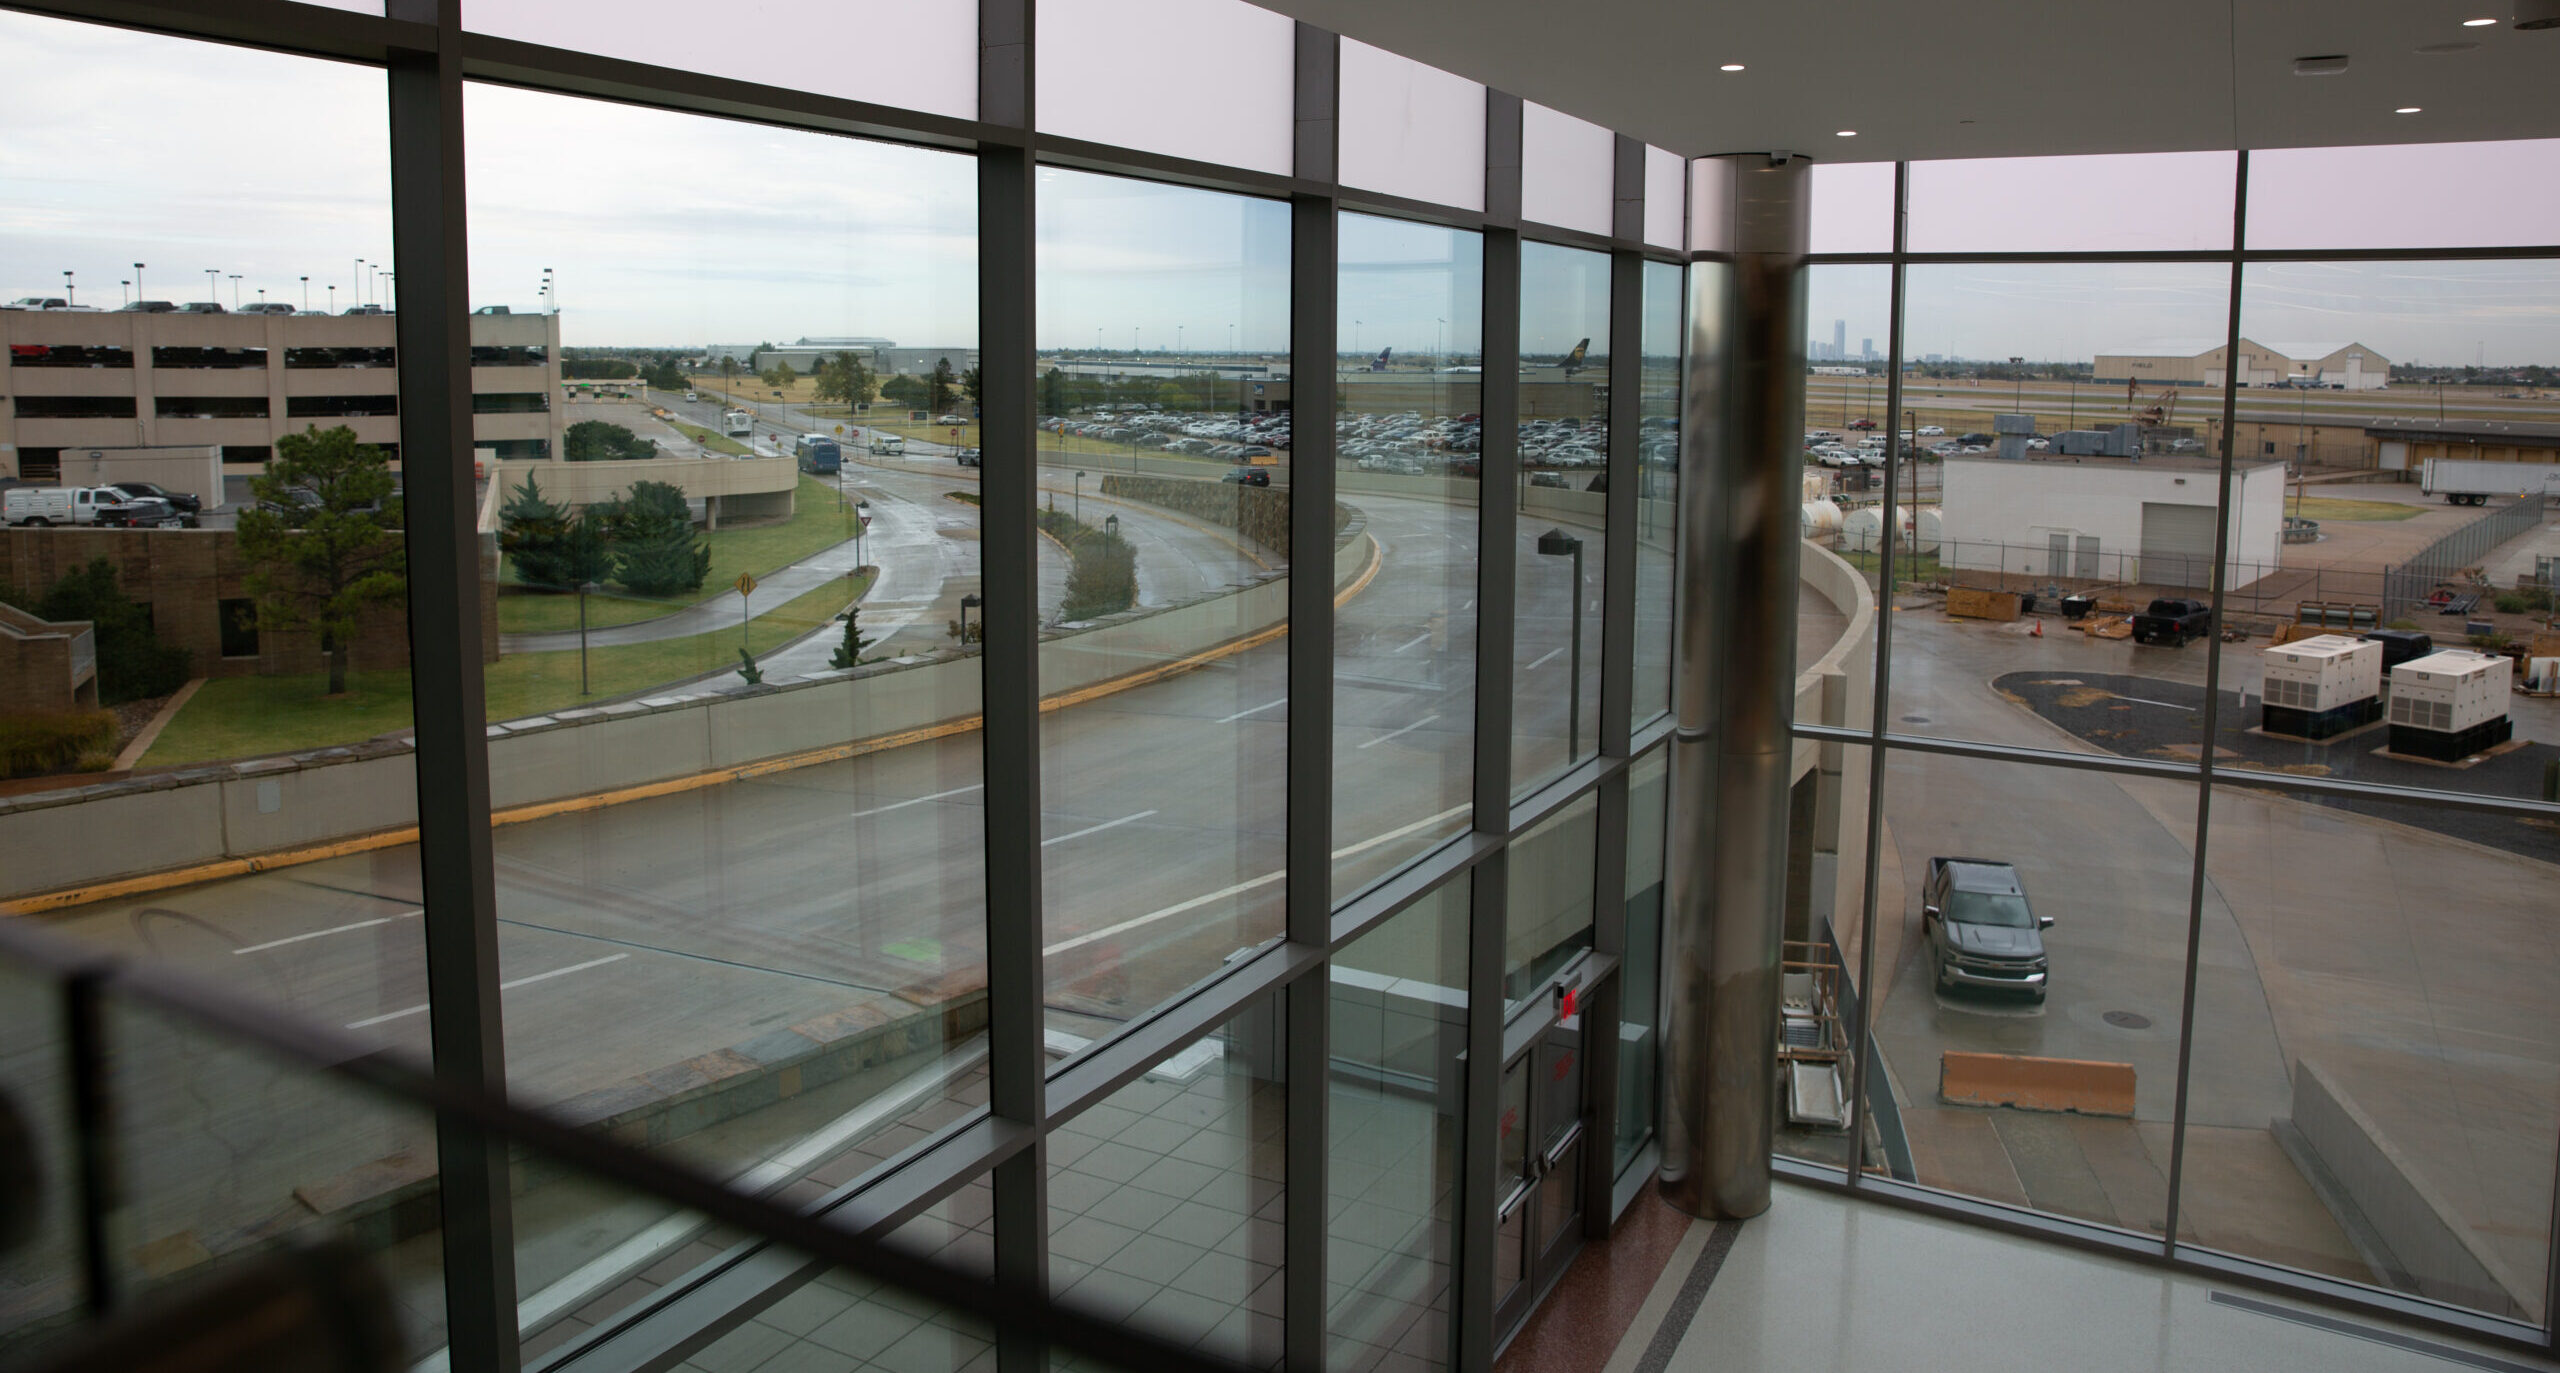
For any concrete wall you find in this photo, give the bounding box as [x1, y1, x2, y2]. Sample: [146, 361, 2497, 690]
[1790, 539, 1877, 941]
[483, 455, 799, 523]
[0, 602, 96, 712]
[1938, 456, 2287, 589]
[2282, 1057, 2532, 1319]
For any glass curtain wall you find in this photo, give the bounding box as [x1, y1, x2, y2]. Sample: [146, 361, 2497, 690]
[1804, 147, 2560, 1337]
[1510, 243, 1610, 796]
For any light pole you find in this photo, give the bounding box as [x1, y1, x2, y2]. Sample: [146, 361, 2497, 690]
[959, 592, 982, 646]
[300, 276, 309, 312]
[119, 280, 129, 307]
[62, 270, 74, 306]
[1537, 528, 1586, 765]
[855, 498, 871, 568]
[2009, 356, 2024, 415]
[1074, 470, 1085, 522]
[328, 285, 336, 312]
[227, 274, 241, 310]
[204, 268, 219, 305]
[577, 581, 598, 695]
[133, 262, 144, 305]
[354, 259, 364, 308]
[380, 271, 394, 310]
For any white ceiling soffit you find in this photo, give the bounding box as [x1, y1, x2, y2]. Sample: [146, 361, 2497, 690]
[1259, 0, 2560, 162]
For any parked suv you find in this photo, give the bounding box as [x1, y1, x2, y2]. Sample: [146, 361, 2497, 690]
[1222, 466, 1270, 486]
[1923, 857, 2051, 1003]
[956, 447, 982, 468]
[106, 481, 204, 520]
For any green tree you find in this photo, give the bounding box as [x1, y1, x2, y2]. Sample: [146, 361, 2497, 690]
[1060, 529, 1137, 620]
[828, 607, 873, 669]
[234, 424, 406, 695]
[882, 373, 927, 409]
[33, 558, 192, 704]
[560, 357, 639, 380]
[719, 355, 739, 392]
[1040, 367, 1068, 417]
[642, 358, 687, 391]
[564, 419, 656, 463]
[959, 365, 982, 407]
[498, 471, 571, 587]
[815, 350, 875, 408]
[597, 479, 709, 596]
[928, 356, 959, 415]
[760, 360, 797, 389]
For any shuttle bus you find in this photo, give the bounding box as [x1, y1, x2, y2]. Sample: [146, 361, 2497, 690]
[795, 433, 843, 474]
[722, 409, 753, 438]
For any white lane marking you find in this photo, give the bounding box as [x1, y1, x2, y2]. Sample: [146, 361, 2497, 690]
[233, 910, 420, 954]
[850, 783, 984, 819]
[506, 1042, 991, 1340]
[1041, 809, 1158, 847]
[1356, 714, 1441, 750]
[1524, 646, 1564, 670]
[1462, 599, 1475, 611]
[346, 954, 628, 1030]
[1042, 803, 1472, 958]
[1392, 632, 1431, 654]
[2113, 694, 2194, 710]
[1218, 698, 1286, 723]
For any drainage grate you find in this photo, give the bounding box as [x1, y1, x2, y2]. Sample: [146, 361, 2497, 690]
[1900, 715, 1931, 724]
[2103, 1010, 2152, 1030]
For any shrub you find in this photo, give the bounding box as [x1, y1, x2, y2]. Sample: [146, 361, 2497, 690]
[2496, 594, 2528, 614]
[35, 558, 193, 703]
[0, 711, 119, 779]
[596, 480, 710, 596]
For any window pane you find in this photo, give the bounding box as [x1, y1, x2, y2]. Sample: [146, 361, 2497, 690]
[672, 1252, 993, 1372]
[1327, 881, 1467, 1371]
[1642, 147, 1686, 252]
[1338, 40, 1487, 213]
[2180, 785, 2556, 1321]
[460, 84, 985, 1351]
[1634, 260, 1682, 726]
[1774, 739, 1870, 1170]
[1049, 999, 1287, 1368]
[1615, 749, 1668, 1174]
[1504, 793, 1598, 1007]
[1887, 263, 2235, 761]
[1513, 242, 1609, 796]
[1519, 103, 1613, 238]
[0, 14, 434, 1046]
[1037, 0, 1294, 175]
[1866, 751, 2195, 1240]
[464, 0, 976, 122]
[1333, 213, 1483, 901]
[1035, 170, 1289, 1047]
[2246, 140, 2560, 251]
[1809, 161, 1895, 256]
[1907, 153, 2236, 253]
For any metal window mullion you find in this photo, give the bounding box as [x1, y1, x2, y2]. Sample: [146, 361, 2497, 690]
[1600, 137, 1642, 760]
[2161, 150, 2252, 1258]
[976, 3, 1047, 1367]
[1843, 163, 1910, 1187]
[1283, 29, 1339, 1365]
[1455, 850, 1508, 1373]
[385, 0, 518, 1367]
[1474, 93, 1523, 828]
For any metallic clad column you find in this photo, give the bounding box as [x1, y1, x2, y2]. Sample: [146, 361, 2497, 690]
[1659, 155, 1809, 1220]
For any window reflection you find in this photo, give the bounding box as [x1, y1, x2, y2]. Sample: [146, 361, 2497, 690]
[1512, 243, 1610, 796]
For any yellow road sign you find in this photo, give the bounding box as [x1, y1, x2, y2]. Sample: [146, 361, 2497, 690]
[735, 571, 758, 597]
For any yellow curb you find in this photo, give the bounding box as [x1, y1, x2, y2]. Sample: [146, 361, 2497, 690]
[5, 533, 1383, 917]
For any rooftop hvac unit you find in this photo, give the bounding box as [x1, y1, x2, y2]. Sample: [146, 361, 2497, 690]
[2259, 634, 2383, 739]
[2387, 649, 2514, 761]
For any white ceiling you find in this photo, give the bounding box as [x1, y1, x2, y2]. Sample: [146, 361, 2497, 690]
[1256, 0, 2560, 162]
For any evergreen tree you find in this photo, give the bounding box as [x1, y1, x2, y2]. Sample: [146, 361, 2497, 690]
[828, 607, 873, 669]
[599, 479, 710, 596]
[882, 373, 927, 408]
[960, 365, 982, 407]
[564, 419, 655, 463]
[1059, 528, 1137, 621]
[1040, 368, 1068, 417]
[35, 558, 192, 703]
[928, 356, 959, 414]
[498, 472, 572, 588]
[235, 424, 406, 695]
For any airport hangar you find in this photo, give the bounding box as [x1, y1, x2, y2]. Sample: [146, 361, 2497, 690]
[2095, 337, 2391, 391]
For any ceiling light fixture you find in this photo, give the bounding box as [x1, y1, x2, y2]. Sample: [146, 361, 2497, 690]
[2462, 15, 2498, 22]
[2396, 105, 2424, 113]
[1835, 129, 1857, 137]
[2293, 54, 2350, 75]
[1720, 63, 1745, 71]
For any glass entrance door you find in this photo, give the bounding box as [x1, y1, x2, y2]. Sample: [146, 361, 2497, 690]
[1492, 1004, 1588, 1337]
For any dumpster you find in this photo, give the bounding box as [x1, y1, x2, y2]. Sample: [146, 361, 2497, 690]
[2060, 594, 2094, 622]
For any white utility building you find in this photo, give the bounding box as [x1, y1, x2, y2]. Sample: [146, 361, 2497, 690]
[1936, 454, 2288, 590]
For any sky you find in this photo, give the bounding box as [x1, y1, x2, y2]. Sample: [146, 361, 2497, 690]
[7, 10, 2560, 367]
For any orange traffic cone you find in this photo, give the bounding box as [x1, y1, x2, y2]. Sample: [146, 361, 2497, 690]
[2032, 619, 2043, 638]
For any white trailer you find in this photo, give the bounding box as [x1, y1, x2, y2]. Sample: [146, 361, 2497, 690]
[722, 409, 754, 438]
[2259, 634, 2383, 738]
[2387, 648, 2514, 761]
[2419, 457, 2560, 508]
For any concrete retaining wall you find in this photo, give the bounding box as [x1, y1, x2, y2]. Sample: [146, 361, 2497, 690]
[2281, 1057, 2532, 1319]
[0, 520, 1374, 906]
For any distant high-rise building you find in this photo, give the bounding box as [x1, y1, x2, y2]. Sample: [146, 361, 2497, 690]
[1833, 319, 1846, 358]
[1862, 338, 1874, 361]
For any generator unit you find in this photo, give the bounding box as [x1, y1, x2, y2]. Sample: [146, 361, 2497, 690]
[2386, 649, 2514, 761]
[2259, 634, 2383, 739]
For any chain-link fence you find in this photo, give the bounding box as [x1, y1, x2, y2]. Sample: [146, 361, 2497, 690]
[1831, 535, 2391, 622]
[2382, 494, 2553, 622]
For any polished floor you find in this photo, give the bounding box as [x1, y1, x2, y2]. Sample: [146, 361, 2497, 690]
[1575, 1185, 2560, 1373]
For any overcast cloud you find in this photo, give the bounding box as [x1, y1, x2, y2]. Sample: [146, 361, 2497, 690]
[6, 10, 2557, 367]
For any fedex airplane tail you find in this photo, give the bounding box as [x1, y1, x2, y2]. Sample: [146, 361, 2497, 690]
[1368, 346, 1392, 371]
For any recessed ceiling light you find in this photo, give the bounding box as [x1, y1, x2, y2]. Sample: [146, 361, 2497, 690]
[1720, 63, 1745, 71]
[1835, 129, 1858, 137]
[2396, 105, 2424, 113]
[2462, 16, 2497, 24]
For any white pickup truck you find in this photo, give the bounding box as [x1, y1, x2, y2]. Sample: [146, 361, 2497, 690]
[5, 486, 128, 526]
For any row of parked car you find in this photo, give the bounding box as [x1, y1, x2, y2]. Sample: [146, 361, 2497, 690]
[5, 297, 389, 316]
[2, 481, 204, 529]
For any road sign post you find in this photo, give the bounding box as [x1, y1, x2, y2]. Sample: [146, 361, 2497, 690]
[735, 570, 758, 650]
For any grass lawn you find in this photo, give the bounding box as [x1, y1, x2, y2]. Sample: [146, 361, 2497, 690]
[143, 574, 875, 767]
[2288, 496, 2421, 522]
[669, 420, 754, 456]
[496, 476, 861, 636]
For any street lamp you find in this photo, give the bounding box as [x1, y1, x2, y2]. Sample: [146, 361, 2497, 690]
[2009, 356, 2024, 415]
[959, 592, 983, 646]
[205, 268, 219, 305]
[119, 280, 129, 307]
[133, 262, 145, 305]
[855, 498, 872, 567]
[300, 276, 309, 312]
[1074, 470, 1086, 522]
[62, 270, 73, 306]
[1103, 513, 1119, 540]
[577, 581, 599, 695]
[227, 274, 241, 310]
[1536, 527, 1587, 765]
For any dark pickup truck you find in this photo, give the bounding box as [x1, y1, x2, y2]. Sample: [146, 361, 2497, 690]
[2131, 597, 2212, 647]
[1923, 857, 2051, 1003]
